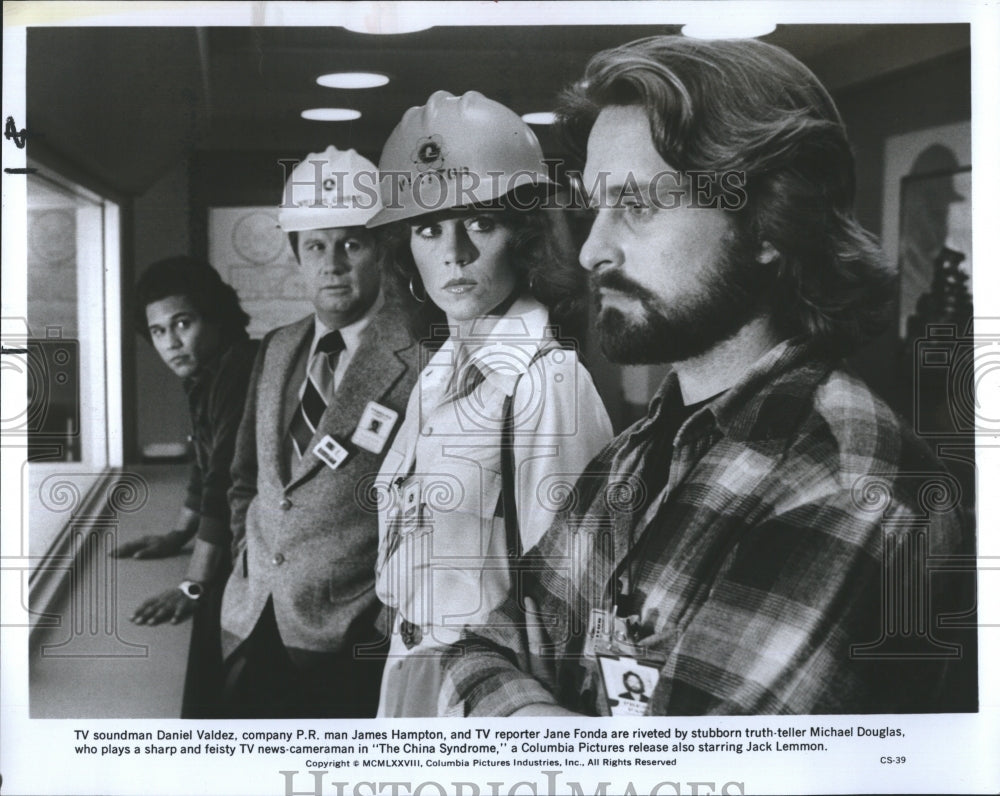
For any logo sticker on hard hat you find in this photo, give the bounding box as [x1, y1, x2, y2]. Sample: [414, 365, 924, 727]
[412, 135, 445, 171]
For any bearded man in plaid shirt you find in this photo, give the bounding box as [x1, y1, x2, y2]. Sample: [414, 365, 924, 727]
[438, 36, 975, 716]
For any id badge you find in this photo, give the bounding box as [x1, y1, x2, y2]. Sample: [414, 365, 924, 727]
[584, 608, 614, 658]
[351, 401, 399, 454]
[585, 607, 641, 658]
[596, 651, 661, 717]
[400, 479, 423, 536]
[587, 604, 665, 716]
[314, 434, 350, 470]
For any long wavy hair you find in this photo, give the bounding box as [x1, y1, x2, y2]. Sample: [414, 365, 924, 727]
[557, 36, 893, 356]
[135, 255, 250, 344]
[377, 202, 588, 348]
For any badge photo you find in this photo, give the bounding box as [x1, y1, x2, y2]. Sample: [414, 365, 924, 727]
[313, 434, 350, 470]
[596, 652, 660, 717]
[351, 401, 400, 454]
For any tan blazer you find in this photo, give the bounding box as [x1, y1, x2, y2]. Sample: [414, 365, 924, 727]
[220, 303, 419, 659]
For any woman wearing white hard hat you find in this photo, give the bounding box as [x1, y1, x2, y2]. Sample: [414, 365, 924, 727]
[367, 90, 613, 716]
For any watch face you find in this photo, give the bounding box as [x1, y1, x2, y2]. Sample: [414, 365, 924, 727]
[180, 581, 203, 599]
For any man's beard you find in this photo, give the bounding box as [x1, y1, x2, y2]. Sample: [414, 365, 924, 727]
[591, 229, 771, 365]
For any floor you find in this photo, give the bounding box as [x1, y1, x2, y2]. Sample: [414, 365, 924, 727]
[29, 464, 195, 718]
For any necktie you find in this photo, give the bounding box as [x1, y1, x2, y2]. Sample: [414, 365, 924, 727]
[289, 330, 345, 458]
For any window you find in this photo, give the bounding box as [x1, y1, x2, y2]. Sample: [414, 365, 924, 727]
[19, 167, 123, 566]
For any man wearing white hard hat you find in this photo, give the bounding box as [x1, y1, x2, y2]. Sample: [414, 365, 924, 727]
[218, 145, 420, 717]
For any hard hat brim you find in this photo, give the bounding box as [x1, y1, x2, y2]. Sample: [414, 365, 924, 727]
[366, 172, 555, 228]
[278, 205, 380, 232]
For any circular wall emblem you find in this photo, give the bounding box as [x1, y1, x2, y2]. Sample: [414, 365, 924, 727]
[232, 210, 285, 264]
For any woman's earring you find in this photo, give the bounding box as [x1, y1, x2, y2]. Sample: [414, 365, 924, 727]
[409, 275, 426, 303]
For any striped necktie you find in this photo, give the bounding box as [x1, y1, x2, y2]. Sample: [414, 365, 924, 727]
[289, 330, 345, 458]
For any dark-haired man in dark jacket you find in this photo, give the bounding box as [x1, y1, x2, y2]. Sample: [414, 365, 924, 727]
[112, 255, 258, 717]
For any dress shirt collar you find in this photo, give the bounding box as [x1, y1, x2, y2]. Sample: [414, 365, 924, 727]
[309, 290, 384, 360]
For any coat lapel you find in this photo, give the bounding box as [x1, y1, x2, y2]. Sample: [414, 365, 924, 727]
[260, 316, 313, 486]
[287, 305, 413, 488]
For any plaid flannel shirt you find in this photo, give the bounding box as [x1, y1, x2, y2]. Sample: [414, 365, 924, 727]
[440, 338, 974, 715]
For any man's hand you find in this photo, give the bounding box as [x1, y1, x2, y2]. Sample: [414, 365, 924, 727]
[130, 588, 196, 625]
[110, 532, 187, 559]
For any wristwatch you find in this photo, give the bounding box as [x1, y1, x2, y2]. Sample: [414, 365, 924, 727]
[178, 580, 204, 600]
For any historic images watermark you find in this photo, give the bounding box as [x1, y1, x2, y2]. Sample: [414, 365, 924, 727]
[276, 160, 749, 215]
[278, 769, 747, 796]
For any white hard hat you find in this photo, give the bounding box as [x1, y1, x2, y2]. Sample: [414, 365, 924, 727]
[367, 91, 553, 228]
[277, 145, 380, 231]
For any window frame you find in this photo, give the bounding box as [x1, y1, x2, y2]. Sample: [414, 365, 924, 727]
[23, 162, 124, 589]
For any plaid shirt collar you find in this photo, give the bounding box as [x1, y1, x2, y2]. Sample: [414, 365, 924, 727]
[630, 337, 836, 452]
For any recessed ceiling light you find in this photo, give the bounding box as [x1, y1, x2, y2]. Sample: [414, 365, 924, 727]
[522, 112, 556, 126]
[343, 18, 432, 35]
[301, 108, 362, 122]
[681, 21, 777, 39]
[317, 72, 390, 89]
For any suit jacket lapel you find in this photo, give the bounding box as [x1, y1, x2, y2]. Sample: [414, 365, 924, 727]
[287, 305, 413, 487]
[259, 316, 313, 487]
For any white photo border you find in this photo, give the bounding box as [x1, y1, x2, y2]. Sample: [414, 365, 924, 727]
[2, 2, 999, 795]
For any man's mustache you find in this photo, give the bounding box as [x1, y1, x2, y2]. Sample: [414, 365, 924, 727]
[590, 269, 659, 306]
